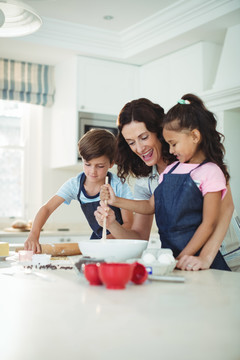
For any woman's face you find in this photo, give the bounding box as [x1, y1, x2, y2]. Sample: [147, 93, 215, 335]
[121, 121, 162, 167]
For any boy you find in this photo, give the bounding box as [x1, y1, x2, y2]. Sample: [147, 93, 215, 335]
[24, 129, 133, 253]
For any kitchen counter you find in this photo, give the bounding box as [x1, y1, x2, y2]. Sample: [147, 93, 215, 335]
[0, 229, 89, 237]
[0, 257, 239, 360]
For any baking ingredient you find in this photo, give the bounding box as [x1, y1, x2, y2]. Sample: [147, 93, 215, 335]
[32, 254, 51, 266]
[0, 242, 9, 256]
[142, 252, 156, 264]
[157, 253, 175, 265]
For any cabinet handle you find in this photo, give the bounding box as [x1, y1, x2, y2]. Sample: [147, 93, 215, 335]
[67, 238, 71, 242]
[60, 238, 64, 242]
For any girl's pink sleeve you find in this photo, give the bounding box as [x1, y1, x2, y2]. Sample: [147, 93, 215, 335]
[199, 163, 227, 199]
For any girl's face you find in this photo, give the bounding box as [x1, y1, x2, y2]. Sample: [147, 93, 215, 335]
[121, 121, 162, 167]
[82, 155, 113, 184]
[163, 127, 201, 163]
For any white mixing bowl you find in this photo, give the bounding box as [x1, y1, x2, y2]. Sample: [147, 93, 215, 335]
[78, 239, 148, 261]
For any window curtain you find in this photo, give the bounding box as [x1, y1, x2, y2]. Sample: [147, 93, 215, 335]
[0, 58, 55, 107]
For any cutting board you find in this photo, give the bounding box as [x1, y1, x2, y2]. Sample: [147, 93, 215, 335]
[4, 227, 31, 232]
[16, 243, 82, 256]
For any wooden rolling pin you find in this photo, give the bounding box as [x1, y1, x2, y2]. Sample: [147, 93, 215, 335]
[16, 243, 81, 256]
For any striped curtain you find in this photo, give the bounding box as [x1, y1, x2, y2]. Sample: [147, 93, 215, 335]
[0, 58, 55, 107]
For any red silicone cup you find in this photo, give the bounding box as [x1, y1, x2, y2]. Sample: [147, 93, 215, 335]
[98, 263, 133, 290]
[84, 263, 103, 286]
[131, 262, 148, 285]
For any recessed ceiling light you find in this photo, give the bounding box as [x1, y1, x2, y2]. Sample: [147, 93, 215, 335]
[103, 15, 114, 21]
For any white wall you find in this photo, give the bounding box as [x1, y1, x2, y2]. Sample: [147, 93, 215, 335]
[223, 109, 240, 216]
[51, 57, 79, 168]
[24, 104, 43, 220]
[214, 24, 240, 90]
[139, 41, 222, 111]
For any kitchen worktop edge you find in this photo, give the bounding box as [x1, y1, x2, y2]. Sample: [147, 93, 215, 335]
[0, 230, 90, 237]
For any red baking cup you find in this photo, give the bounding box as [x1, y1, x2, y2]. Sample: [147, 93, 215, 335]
[84, 263, 103, 285]
[98, 263, 133, 289]
[131, 262, 148, 285]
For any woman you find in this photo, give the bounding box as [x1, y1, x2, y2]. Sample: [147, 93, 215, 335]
[95, 98, 234, 270]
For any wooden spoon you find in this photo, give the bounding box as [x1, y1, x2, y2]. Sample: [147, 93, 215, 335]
[101, 176, 109, 241]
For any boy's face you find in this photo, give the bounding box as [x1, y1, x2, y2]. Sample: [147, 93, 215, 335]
[82, 155, 114, 184]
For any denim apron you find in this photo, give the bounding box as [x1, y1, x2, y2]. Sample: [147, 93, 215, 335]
[154, 162, 230, 271]
[77, 172, 123, 239]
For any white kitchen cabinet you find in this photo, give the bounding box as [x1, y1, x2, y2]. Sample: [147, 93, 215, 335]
[51, 57, 79, 168]
[39, 235, 85, 244]
[77, 57, 139, 115]
[51, 56, 139, 168]
[0, 232, 88, 245]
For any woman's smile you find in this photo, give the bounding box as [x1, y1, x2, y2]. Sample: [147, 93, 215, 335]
[122, 121, 161, 167]
[141, 149, 154, 162]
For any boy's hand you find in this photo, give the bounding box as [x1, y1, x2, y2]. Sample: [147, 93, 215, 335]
[24, 233, 41, 254]
[100, 184, 116, 205]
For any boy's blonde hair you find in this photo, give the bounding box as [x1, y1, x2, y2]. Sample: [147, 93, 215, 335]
[78, 128, 116, 163]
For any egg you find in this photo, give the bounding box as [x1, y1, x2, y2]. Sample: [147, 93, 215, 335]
[157, 253, 174, 265]
[142, 252, 156, 264]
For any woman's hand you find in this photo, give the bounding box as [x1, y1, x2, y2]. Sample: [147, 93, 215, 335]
[24, 232, 41, 254]
[176, 254, 211, 271]
[100, 184, 117, 205]
[94, 201, 116, 228]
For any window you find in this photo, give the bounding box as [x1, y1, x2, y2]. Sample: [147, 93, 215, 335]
[0, 100, 28, 218]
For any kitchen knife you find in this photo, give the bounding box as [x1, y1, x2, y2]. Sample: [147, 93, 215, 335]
[148, 274, 185, 282]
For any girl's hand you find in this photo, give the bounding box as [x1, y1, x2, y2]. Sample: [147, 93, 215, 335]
[94, 202, 116, 227]
[24, 233, 41, 254]
[100, 184, 117, 205]
[176, 254, 211, 271]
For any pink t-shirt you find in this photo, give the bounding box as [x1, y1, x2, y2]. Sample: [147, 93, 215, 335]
[159, 161, 227, 199]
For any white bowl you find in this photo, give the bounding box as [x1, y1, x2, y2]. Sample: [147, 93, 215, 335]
[78, 239, 148, 261]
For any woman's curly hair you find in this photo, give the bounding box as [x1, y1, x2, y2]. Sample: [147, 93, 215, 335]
[115, 98, 175, 182]
[163, 93, 230, 183]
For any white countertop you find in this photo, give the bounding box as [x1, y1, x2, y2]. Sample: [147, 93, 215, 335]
[0, 256, 239, 360]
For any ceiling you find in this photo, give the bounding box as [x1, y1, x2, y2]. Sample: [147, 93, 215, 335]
[0, 0, 240, 65]
[25, 0, 179, 32]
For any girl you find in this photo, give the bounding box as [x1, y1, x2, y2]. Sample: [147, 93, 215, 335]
[100, 94, 231, 271]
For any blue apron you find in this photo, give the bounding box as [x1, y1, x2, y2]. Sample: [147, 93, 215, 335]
[77, 172, 123, 239]
[154, 162, 230, 271]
